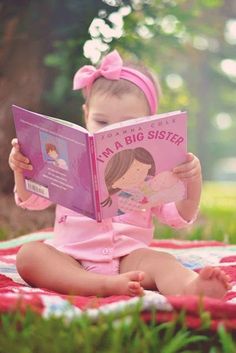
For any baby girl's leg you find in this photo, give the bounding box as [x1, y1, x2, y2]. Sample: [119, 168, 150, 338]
[16, 241, 144, 296]
[120, 248, 231, 298]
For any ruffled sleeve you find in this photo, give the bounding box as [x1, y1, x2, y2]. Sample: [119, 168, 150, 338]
[14, 188, 53, 210]
[151, 202, 197, 229]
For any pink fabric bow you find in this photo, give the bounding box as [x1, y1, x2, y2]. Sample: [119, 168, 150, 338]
[73, 49, 158, 114]
[73, 50, 123, 91]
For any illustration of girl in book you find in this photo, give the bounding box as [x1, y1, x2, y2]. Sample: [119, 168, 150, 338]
[45, 143, 68, 170]
[101, 147, 185, 215]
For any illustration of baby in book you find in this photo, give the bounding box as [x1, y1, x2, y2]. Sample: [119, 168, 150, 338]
[45, 143, 68, 171]
[101, 147, 185, 215]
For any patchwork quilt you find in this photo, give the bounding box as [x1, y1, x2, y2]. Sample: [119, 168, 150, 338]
[1, 229, 236, 330]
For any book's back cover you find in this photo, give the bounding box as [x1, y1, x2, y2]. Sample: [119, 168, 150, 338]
[94, 111, 187, 219]
[12, 106, 96, 219]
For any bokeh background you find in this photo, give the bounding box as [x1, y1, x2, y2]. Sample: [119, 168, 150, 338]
[0, 0, 236, 240]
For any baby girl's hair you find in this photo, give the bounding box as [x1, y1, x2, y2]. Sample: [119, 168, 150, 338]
[73, 50, 161, 115]
[85, 62, 161, 114]
[46, 143, 57, 154]
[101, 147, 156, 208]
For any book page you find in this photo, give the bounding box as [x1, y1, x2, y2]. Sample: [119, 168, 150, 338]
[13, 105, 89, 133]
[94, 111, 187, 219]
[45, 115, 88, 132]
[98, 110, 183, 132]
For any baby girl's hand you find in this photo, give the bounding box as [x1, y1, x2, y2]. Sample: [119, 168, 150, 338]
[172, 152, 202, 183]
[9, 138, 33, 173]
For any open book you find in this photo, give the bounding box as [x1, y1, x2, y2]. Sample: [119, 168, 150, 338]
[12, 105, 188, 221]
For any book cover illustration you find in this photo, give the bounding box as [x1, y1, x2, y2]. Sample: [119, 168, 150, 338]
[12, 105, 96, 219]
[94, 111, 187, 219]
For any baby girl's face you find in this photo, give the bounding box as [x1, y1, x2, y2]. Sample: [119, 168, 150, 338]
[84, 92, 150, 133]
[112, 159, 152, 189]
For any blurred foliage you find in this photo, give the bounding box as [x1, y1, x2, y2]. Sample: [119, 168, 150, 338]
[41, 0, 236, 179]
[1, 0, 235, 179]
[0, 307, 235, 353]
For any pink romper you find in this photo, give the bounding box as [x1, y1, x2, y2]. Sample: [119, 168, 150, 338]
[15, 192, 195, 275]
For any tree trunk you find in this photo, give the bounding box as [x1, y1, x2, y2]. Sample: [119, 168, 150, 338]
[0, 1, 51, 192]
[0, 0, 115, 193]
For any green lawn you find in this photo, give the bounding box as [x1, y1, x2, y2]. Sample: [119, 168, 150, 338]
[200, 182, 236, 243]
[0, 182, 236, 352]
[0, 307, 236, 353]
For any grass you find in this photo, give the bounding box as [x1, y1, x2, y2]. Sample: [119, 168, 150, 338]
[200, 182, 236, 243]
[0, 182, 236, 352]
[0, 306, 236, 353]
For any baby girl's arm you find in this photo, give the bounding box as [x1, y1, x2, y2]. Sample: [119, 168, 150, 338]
[9, 138, 33, 202]
[9, 138, 53, 210]
[172, 152, 202, 222]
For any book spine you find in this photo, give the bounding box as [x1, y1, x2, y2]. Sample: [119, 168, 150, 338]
[88, 135, 102, 222]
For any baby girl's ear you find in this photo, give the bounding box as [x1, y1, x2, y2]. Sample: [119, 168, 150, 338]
[82, 104, 89, 124]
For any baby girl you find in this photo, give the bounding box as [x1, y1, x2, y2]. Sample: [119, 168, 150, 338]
[9, 50, 231, 298]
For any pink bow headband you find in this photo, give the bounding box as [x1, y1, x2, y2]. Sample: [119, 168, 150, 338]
[73, 50, 158, 114]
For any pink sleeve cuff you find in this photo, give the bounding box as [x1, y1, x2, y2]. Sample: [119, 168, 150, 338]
[152, 202, 197, 229]
[14, 188, 53, 211]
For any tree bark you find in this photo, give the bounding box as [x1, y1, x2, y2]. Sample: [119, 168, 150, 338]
[0, 2, 51, 192]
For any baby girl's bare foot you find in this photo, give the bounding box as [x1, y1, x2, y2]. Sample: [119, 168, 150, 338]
[184, 266, 232, 299]
[104, 271, 145, 297]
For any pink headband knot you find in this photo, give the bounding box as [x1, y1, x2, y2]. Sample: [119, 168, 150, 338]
[73, 50, 158, 114]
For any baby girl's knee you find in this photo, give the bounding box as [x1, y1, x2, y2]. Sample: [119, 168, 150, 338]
[16, 241, 42, 277]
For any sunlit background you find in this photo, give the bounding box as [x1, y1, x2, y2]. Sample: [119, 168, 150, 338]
[85, 3, 236, 182]
[75, 1, 236, 180]
[0, 0, 236, 237]
[1, 0, 236, 188]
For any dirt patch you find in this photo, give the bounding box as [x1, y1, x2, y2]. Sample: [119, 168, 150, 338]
[0, 192, 55, 240]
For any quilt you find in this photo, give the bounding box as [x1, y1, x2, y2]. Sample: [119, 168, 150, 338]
[0, 229, 236, 330]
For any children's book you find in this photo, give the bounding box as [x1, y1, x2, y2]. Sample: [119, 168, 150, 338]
[12, 105, 188, 222]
